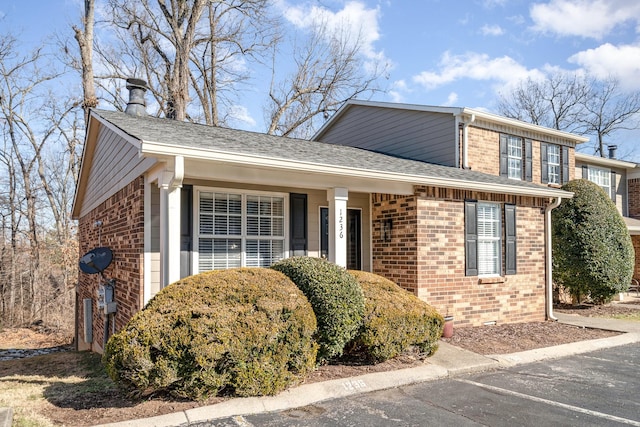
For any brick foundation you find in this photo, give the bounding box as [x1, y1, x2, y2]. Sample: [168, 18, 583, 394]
[372, 186, 548, 327]
[76, 177, 145, 353]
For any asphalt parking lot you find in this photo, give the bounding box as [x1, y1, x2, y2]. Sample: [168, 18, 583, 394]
[201, 343, 640, 427]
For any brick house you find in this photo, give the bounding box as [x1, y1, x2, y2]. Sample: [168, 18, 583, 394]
[574, 150, 640, 281]
[72, 90, 583, 353]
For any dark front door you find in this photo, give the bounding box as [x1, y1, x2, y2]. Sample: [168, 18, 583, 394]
[320, 207, 362, 270]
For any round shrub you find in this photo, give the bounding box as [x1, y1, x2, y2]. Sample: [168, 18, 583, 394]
[271, 257, 365, 361]
[102, 268, 318, 400]
[347, 271, 444, 362]
[552, 179, 634, 304]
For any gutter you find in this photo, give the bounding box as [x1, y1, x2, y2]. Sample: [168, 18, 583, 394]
[140, 141, 571, 199]
[545, 197, 562, 321]
[462, 113, 476, 169]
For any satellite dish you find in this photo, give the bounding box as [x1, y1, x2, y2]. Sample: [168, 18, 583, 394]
[79, 247, 113, 275]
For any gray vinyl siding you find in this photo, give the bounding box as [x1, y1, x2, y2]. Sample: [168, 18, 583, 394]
[316, 106, 457, 166]
[79, 125, 157, 217]
[575, 161, 628, 215]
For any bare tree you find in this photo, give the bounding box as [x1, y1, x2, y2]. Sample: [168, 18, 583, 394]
[106, 0, 207, 121]
[578, 77, 640, 157]
[497, 73, 589, 133]
[0, 33, 78, 329]
[73, 0, 97, 122]
[189, 0, 278, 126]
[498, 73, 640, 156]
[100, 0, 277, 125]
[266, 21, 387, 138]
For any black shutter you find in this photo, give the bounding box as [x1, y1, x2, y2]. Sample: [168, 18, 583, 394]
[505, 204, 517, 275]
[582, 164, 588, 179]
[499, 134, 508, 177]
[610, 171, 617, 200]
[180, 185, 193, 279]
[561, 146, 570, 184]
[540, 142, 549, 183]
[465, 200, 478, 276]
[290, 193, 307, 256]
[524, 139, 532, 182]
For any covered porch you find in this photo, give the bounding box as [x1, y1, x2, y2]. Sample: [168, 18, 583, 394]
[142, 153, 414, 304]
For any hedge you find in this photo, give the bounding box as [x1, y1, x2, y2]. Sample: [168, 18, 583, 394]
[102, 268, 317, 400]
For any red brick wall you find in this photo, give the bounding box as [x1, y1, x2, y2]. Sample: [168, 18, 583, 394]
[631, 235, 640, 280]
[76, 176, 145, 353]
[372, 186, 548, 327]
[629, 179, 640, 219]
[371, 194, 419, 293]
[465, 126, 575, 185]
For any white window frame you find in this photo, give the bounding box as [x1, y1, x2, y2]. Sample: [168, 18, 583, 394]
[547, 144, 561, 184]
[477, 202, 501, 276]
[587, 166, 611, 194]
[507, 136, 523, 180]
[193, 186, 289, 272]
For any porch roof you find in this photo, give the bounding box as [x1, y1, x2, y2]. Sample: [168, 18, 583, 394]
[92, 109, 571, 198]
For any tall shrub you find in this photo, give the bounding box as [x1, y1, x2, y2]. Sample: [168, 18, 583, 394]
[552, 179, 634, 303]
[348, 270, 443, 362]
[272, 257, 365, 361]
[102, 268, 317, 400]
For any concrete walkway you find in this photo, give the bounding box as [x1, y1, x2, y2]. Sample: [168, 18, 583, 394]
[95, 313, 640, 427]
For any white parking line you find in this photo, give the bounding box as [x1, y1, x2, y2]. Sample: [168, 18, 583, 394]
[457, 379, 640, 426]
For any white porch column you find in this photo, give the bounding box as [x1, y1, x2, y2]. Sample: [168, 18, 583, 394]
[159, 156, 184, 288]
[328, 187, 348, 268]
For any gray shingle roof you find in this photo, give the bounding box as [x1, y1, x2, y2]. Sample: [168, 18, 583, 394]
[94, 109, 569, 196]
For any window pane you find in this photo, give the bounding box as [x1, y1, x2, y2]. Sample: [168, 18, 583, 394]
[198, 238, 241, 271]
[507, 136, 522, 180]
[587, 167, 610, 193]
[199, 191, 286, 270]
[547, 145, 560, 184]
[477, 203, 500, 275]
[246, 239, 285, 267]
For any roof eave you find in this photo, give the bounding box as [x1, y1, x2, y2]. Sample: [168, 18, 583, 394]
[140, 140, 573, 199]
[575, 152, 637, 169]
[312, 99, 589, 144]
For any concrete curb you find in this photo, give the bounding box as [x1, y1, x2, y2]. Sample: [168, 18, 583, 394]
[488, 332, 640, 367]
[94, 333, 640, 427]
[0, 407, 13, 427]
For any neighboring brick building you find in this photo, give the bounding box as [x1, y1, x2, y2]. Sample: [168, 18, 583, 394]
[574, 152, 640, 283]
[73, 91, 583, 352]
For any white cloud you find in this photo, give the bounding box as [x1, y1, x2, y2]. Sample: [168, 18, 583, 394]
[480, 24, 505, 36]
[388, 79, 408, 103]
[228, 105, 257, 128]
[412, 51, 544, 91]
[530, 0, 640, 39]
[569, 43, 640, 90]
[281, 0, 383, 60]
[481, 0, 508, 8]
[444, 92, 459, 106]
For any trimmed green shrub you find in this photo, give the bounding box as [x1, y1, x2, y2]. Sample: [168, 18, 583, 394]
[552, 179, 635, 304]
[102, 268, 318, 400]
[347, 270, 443, 362]
[271, 257, 365, 361]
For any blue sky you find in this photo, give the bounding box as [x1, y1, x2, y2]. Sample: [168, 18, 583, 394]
[3, 0, 640, 158]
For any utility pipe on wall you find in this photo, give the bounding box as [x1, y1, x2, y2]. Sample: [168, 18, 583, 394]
[462, 113, 476, 169]
[544, 197, 562, 321]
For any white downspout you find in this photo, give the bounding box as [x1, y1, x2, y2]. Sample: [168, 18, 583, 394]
[545, 197, 562, 321]
[462, 113, 476, 169]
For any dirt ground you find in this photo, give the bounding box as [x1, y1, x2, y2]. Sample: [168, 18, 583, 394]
[0, 300, 638, 426]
